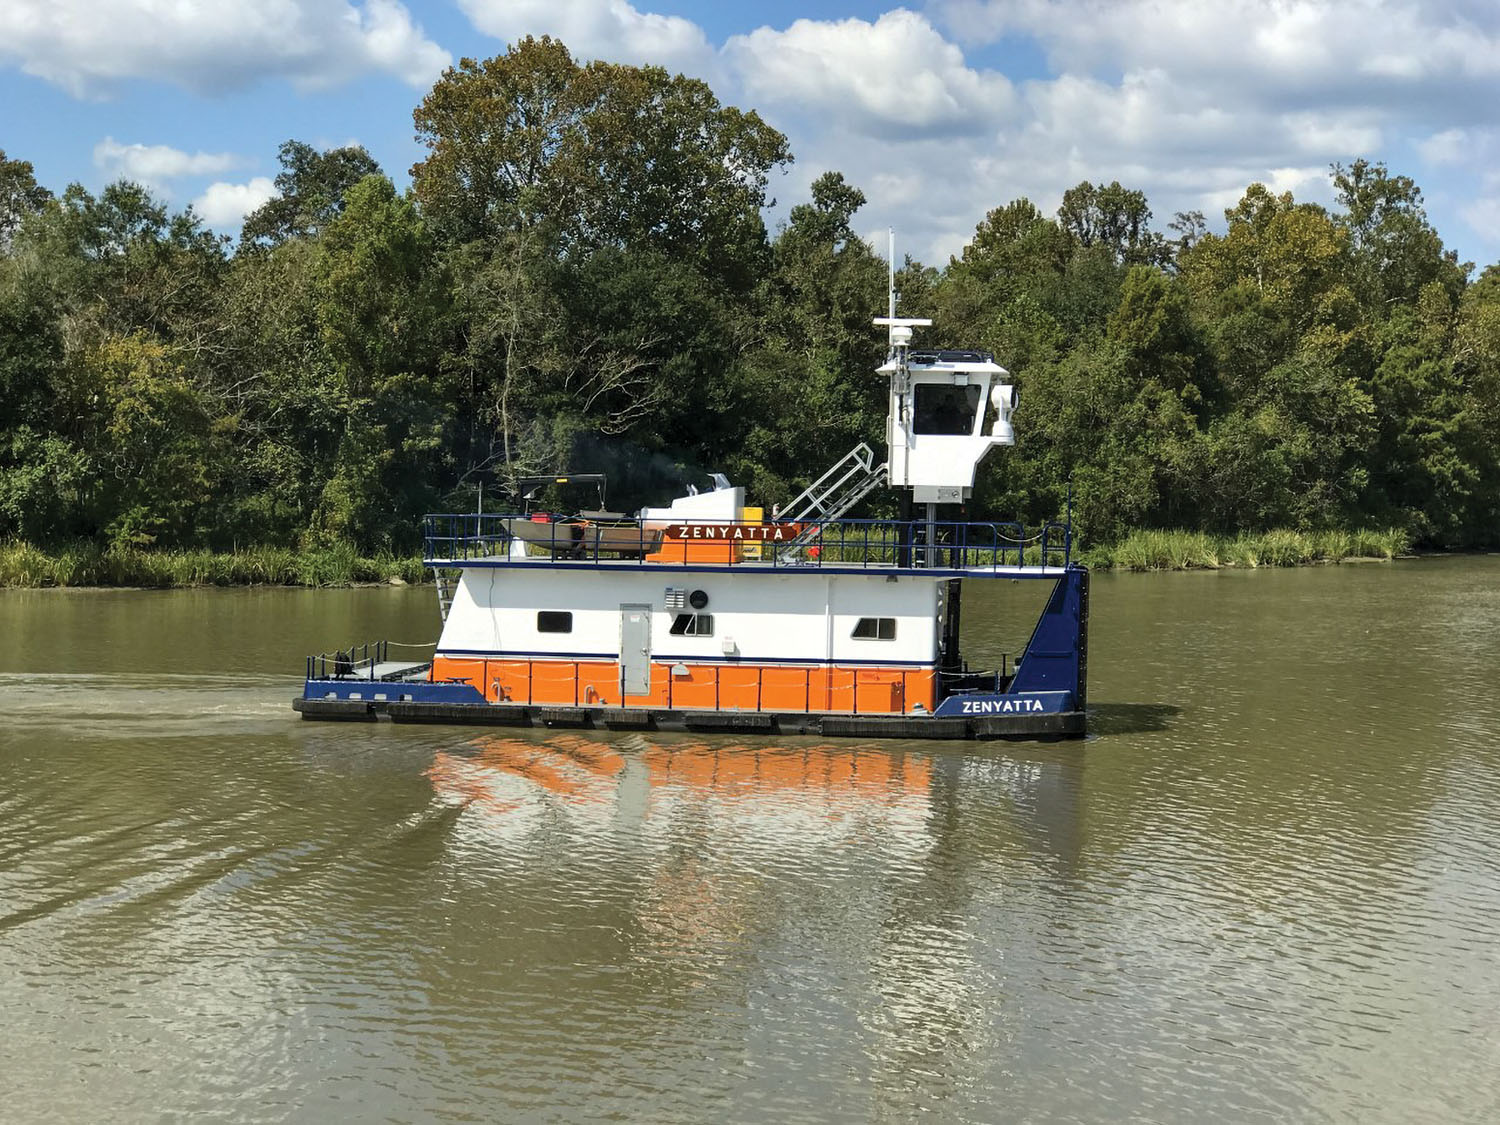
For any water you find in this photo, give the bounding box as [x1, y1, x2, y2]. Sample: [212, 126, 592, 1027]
[2, 562, 1499, 1123]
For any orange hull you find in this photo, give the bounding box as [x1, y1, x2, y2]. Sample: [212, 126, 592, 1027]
[430, 656, 936, 715]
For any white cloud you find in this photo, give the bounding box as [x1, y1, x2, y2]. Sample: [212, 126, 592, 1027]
[192, 178, 277, 228]
[45, 0, 1476, 266]
[93, 138, 241, 190]
[1199, 167, 1331, 217]
[724, 11, 1013, 138]
[451, 0, 1500, 269]
[0, 0, 450, 97]
[1418, 128, 1471, 166]
[935, 0, 1500, 99]
[1461, 197, 1500, 246]
[458, 0, 715, 74]
[762, 0, 1495, 264]
[1415, 126, 1500, 173]
[444, 2, 1500, 266]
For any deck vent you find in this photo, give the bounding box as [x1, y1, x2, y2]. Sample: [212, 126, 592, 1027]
[689, 589, 709, 609]
[665, 587, 687, 609]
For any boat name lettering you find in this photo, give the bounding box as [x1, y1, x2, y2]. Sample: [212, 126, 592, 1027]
[960, 698, 1046, 714]
[666, 523, 802, 542]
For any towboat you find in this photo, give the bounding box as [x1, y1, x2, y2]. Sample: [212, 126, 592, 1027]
[294, 314, 1089, 740]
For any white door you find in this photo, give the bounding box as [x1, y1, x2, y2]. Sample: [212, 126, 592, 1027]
[619, 604, 652, 696]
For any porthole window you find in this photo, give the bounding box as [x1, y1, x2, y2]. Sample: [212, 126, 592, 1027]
[669, 613, 714, 636]
[537, 611, 573, 633]
[852, 617, 896, 640]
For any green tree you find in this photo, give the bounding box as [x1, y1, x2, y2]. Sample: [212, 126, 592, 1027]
[411, 37, 790, 287]
[1182, 184, 1349, 334]
[732, 171, 886, 501]
[940, 198, 1072, 353]
[1332, 159, 1468, 310]
[241, 140, 383, 247]
[306, 176, 449, 547]
[1106, 265, 1204, 403]
[1057, 180, 1165, 266]
[1452, 266, 1500, 543]
[0, 149, 52, 248]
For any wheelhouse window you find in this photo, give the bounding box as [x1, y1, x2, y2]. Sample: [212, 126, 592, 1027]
[670, 613, 714, 636]
[852, 617, 896, 640]
[537, 611, 573, 633]
[913, 383, 982, 435]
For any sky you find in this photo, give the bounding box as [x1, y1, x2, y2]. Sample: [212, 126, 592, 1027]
[3, 0, 1498, 271]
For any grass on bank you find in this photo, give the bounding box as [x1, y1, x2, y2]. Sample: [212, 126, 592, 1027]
[814, 526, 1410, 571]
[0, 540, 429, 588]
[1076, 527, 1412, 572]
[1, 526, 1414, 586]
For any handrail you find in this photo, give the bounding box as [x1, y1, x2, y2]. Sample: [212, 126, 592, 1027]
[419, 513, 1073, 573]
[305, 638, 435, 681]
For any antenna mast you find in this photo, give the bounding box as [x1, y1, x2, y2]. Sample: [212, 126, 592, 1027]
[887, 227, 896, 345]
[874, 228, 930, 361]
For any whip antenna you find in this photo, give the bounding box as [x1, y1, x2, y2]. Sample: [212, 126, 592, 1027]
[887, 228, 896, 345]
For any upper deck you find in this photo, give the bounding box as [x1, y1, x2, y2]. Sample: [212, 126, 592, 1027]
[422, 514, 1072, 579]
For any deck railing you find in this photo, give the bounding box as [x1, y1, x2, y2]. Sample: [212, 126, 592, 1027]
[305, 640, 435, 681]
[306, 640, 389, 681]
[422, 514, 1071, 572]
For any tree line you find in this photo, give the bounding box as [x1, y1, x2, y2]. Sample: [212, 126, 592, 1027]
[2, 36, 1497, 555]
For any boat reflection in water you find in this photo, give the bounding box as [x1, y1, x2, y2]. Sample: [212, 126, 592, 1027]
[423, 731, 1092, 1104]
[424, 731, 1083, 869]
[426, 733, 938, 848]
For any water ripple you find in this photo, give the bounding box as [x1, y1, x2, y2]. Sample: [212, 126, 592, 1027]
[2, 568, 1499, 1121]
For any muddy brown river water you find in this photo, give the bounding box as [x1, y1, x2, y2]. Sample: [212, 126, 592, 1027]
[2, 560, 1499, 1122]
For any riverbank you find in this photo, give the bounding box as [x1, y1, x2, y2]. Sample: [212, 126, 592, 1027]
[1, 527, 1416, 587]
[0, 541, 428, 588]
[1075, 527, 1412, 571]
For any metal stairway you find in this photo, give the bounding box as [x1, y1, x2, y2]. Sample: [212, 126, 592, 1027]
[435, 571, 454, 621]
[778, 442, 888, 548]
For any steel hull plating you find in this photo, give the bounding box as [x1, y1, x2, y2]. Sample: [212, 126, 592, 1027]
[292, 690, 1086, 740]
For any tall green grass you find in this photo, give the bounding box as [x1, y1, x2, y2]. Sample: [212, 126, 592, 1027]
[0, 540, 429, 588]
[1078, 527, 1412, 571]
[0, 528, 1415, 585]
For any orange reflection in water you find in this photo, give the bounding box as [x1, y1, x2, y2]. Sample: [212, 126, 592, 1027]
[642, 741, 931, 802]
[427, 732, 627, 812]
[426, 734, 933, 818]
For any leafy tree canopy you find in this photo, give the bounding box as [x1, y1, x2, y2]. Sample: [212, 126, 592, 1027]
[241, 140, 383, 248]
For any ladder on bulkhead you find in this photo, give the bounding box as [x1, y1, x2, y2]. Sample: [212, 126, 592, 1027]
[778, 442, 889, 548]
[435, 571, 453, 621]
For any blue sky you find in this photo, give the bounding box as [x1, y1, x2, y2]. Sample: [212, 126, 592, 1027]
[3, 1, 1497, 271]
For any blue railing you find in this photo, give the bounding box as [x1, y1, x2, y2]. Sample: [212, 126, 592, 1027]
[422, 514, 1071, 573]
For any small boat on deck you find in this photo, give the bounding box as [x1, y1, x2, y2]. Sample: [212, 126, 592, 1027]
[294, 313, 1089, 740]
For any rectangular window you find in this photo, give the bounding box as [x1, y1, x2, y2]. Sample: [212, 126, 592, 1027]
[669, 613, 714, 636]
[537, 611, 573, 633]
[852, 617, 896, 640]
[913, 383, 982, 435]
